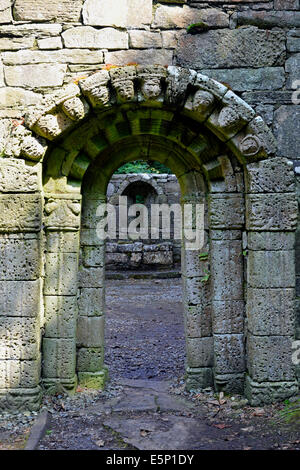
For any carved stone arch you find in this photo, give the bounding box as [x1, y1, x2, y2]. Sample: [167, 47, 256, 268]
[1, 66, 298, 410]
[116, 174, 165, 198]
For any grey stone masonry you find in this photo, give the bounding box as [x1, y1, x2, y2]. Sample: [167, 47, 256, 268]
[0, 0, 298, 408]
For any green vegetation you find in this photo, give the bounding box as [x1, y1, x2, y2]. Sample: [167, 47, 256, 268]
[186, 22, 210, 34]
[115, 160, 172, 174]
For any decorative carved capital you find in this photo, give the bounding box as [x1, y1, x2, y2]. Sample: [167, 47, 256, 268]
[44, 196, 81, 230]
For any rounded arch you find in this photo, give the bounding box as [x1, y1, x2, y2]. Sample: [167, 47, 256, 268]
[4, 65, 276, 192]
[117, 174, 164, 198]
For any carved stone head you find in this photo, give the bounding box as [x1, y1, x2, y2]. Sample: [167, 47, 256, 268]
[110, 66, 136, 103]
[113, 79, 135, 102]
[141, 77, 162, 100]
[218, 106, 240, 130]
[240, 135, 261, 156]
[137, 65, 166, 101]
[192, 90, 214, 113]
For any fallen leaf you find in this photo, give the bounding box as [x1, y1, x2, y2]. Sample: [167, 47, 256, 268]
[252, 408, 266, 417]
[95, 440, 105, 447]
[212, 423, 231, 430]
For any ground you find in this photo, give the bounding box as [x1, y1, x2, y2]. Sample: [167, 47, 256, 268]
[0, 278, 299, 450]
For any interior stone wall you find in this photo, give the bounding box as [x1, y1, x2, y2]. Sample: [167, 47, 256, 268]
[0, 0, 299, 410]
[104, 173, 181, 270]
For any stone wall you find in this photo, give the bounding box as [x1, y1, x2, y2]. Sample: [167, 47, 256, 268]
[105, 173, 181, 270]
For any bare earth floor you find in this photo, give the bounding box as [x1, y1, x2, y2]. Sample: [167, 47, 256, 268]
[0, 279, 299, 450]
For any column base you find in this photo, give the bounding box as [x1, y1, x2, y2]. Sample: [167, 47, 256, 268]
[0, 387, 41, 412]
[185, 367, 213, 391]
[245, 375, 299, 406]
[214, 373, 245, 395]
[78, 367, 108, 389]
[42, 376, 78, 395]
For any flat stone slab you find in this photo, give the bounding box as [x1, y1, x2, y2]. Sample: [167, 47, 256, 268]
[103, 414, 223, 450]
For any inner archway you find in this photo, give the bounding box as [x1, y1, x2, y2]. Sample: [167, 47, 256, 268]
[103, 160, 185, 382]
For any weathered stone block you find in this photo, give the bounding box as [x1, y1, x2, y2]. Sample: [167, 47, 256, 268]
[0, 36, 34, 50]
[182, 275, 209, 306]
[44, 252, 78, 295]
[162, 31, 179, 49]
[83, 0, 152, 27]
[247, 232, 295, 251]
[210, 230, 242, 241]
[0, 158, 41, 193]
[153, 5, 229, 29]
[0, 317, 39, 360]
[77, 347, 104, 372]
[37, 37, 62, 50]
[81, 198, 105, 229]
[106, 252, 129, 265]
[247, 250, 295, 288]
[0, 359, 40, 388]
[212, 300, 244, 334]
[62, 27, 128, 50]
[0, 0, 12, 23]
[274, 106, 300, 159]
[0, 387, 41, 412]
[0, 280, 41, 317]
[247, 288, 295, 336]
[245, 375, 298, 406]
[185, 367, 213, 390]
[181, 249, 209, 278]
[44, 296, 77, 339]
[4, 64, 67, 88]
[177, 28, 285, 69]
[77, 316, 105, 348]
[247, 335, 296, 383]
[78, 288, 105, 317]
[78, 266, 105, 288]
[129, 31, 162, 49]
[186, 337, 214, 368]
[184, 303, 212, 338]
[209, 194, 244, 229]
[236, 10, 300, 28]
[42, 338, 76, 379]
[143, 251, 173, 265]
[0, 194, 42, 232]
[47, 231, 79, 254]
[246, 194, 298, 231]
[0, 235, 40, 281]
[214, 334, 245, 374]
[13, 0, 83, 22]
[3, 50, 104, 66]
[201, 68, 285, 93]
[82, 245, 105, 267]
[214, 373, 245, 395]
[105, 49, 173, 67]
[246, 157, 295, 193]
[78, 369, 108, 389]
[275, 0, 299, 9]
[211, 240, 243, 301]
[0, 23, 62, 37]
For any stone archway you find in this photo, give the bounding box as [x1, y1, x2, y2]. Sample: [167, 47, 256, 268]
[0, 66, 298, 410]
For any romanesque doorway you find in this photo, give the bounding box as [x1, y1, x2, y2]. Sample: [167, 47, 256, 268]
[2, 66, 296, 411]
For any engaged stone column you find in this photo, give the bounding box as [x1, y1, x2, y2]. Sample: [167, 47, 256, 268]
[43, 195, 81, 394]
[210, 193, 245, 394]
[181, 194, 213, 390]
[0, 158, 43, 411]
[77, 194, 108, 388]
[245, 158, 298, 405]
